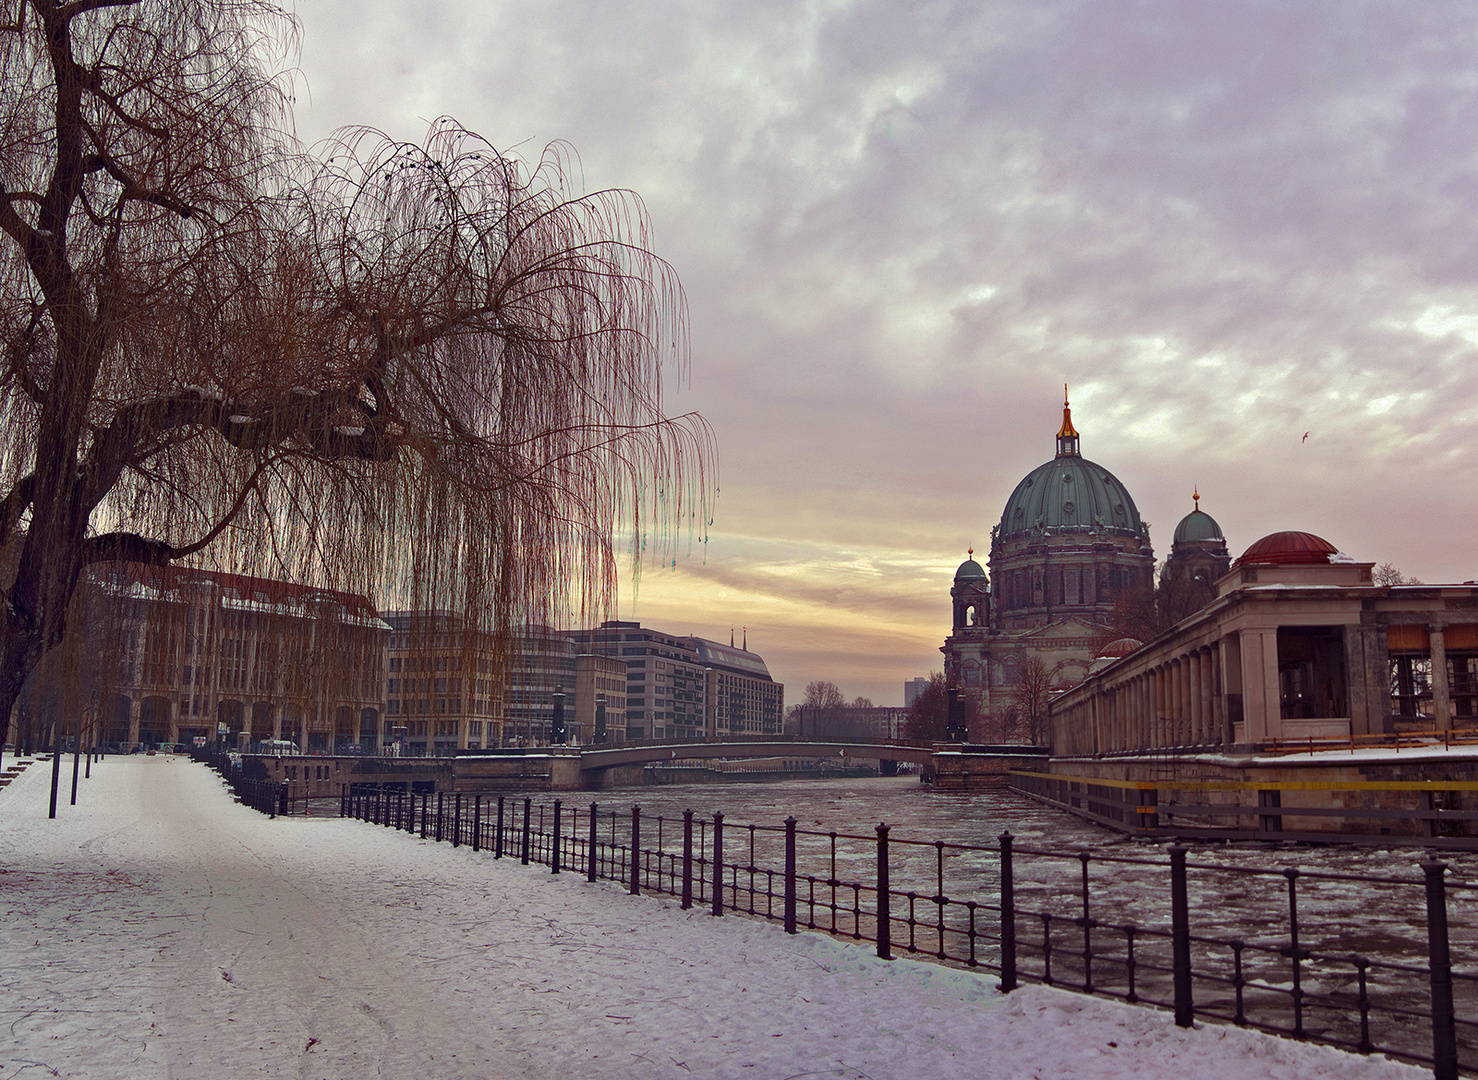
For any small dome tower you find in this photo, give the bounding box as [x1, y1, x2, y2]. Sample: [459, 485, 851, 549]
[1161, 489, 1232, 622]
[952, 548, 990, 631]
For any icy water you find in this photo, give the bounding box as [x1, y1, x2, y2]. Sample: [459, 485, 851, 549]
[544, 775, 1478, 1069]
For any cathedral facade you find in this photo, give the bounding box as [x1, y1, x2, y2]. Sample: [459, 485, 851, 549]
[942, 394, 1229, 732]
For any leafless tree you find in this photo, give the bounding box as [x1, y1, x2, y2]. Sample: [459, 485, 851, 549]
[0, 1, 714, 746]
[903, 672, 948, 741]
[1374, 562, 1422, 587]
[803, 680, 845, 710]
[849, 695, 873, 709]
[902, 672, 978, 742]
[1012, 655, 1052, 746]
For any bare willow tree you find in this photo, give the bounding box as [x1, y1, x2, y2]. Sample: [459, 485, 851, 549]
[0, 0, 714, 746]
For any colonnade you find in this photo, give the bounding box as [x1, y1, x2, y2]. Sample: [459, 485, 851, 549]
[1054, 641, 1227, 756]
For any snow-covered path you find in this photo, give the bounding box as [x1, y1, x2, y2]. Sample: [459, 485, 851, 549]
[0, 757, 1431, 1079]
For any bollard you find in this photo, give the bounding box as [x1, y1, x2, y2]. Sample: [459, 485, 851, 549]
[552, 799, 563, 874]
[784, 816, 798, 934]
[711, 812, 725, 916]
[1170, 844, 1193, 1027]
[876, 824, 892, 960]
[999, 833, 1017, 992]
[1424, 859, 1459, 1080]
[681, 809, 694, 910]
[520, 797, 531, 865]
[587, 801, 599, 882]
[495, 795, 505, 858]
[473, 794, 482, 852]
[630, 805, 641, 895]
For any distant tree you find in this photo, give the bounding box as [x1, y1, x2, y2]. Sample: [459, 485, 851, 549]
[1374, 562, 1423, 587]
[1156, 562, 1219, 628]
[1100, 579, 1162, 647]
[1011, 656, 1052, 745]
[902, 673, 979, 742]
[0, 0, 714, 744]
[803, 681, 846, 710]
[904, 673, 947, 741]
[850, 695, 874, 709]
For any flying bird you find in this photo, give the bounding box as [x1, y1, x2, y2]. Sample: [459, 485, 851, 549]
[1302, 432, 1309, 443]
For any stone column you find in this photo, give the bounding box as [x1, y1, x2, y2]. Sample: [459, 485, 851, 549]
[1430, 625, 1451, 733]
[1186, 652, 1200, 745]
[1153, 667, 1165, 747]
[168, 700, 179, 745]
[127, 697, 141, 749]
[1238, 630, 1277, 743]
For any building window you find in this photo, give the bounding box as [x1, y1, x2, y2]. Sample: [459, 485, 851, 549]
[1390, 653, 1433, 718]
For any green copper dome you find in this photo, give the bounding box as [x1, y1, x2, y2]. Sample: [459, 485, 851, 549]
[997, 456, 1145, 541]
[955, 555, 986, 580]
[1173, 508, 1224, 545]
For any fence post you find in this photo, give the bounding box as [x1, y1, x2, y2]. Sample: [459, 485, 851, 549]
[495, 795, 505, 859]
[876, 823, 892, 960]
[520, 797, 531, 865]
[453, 793, 462, 848]
[712, 812, 725, 916]
[435, 792, 444, 842]
[784, 816, 798, 934]
[587, 802, 598, 882]
[1424, 859, 1459, 1080]
[999, 832, 1017, 992]
[340, 783, 347, 817]
[419, 791, 428, 839]
[473, 794, 482, 852]
[630, 805, 641, 895]
[682, 809, 694, 910]
[1170, 843, 1194, 1027]
[552, 799, 562, 874]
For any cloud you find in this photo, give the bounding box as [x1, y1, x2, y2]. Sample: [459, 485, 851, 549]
[293, 1, 1478, 702]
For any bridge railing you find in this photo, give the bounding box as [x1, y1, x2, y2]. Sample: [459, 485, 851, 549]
[339, 787, 1475, 1080]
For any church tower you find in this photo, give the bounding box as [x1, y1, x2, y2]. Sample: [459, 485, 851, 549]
[943, 391, 1157, 737]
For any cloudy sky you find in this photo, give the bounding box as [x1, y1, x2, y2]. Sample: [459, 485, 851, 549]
[292, 1, 1478, 705]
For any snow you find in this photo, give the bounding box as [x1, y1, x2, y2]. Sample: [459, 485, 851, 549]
[0, 757, 1429, 1079]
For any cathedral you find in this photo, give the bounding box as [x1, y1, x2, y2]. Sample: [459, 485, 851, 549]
[942, 393, 1230, 729]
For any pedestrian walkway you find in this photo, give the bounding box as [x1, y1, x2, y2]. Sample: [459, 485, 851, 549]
[0, 756, 1426, 1078]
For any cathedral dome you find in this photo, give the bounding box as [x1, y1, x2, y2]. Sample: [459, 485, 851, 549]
[997, 455, 1146, 541]
[1235, 530, 1339, 567]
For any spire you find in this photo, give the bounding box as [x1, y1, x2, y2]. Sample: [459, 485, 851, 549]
[1193, 486, 1200, 510]
[1055, 384, 1080, 457]
[742, 626, 747, 651]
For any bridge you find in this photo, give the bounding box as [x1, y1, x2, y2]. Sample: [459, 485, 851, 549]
[578, 737, 938, 770]
[473, 738, 1050, 791]
[267, 739, 1051, 795]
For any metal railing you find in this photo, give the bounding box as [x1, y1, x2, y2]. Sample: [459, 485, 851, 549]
[337, 785, 1476, 1079]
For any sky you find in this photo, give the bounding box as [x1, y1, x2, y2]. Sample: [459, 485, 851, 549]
[290, 1, 1478, 705]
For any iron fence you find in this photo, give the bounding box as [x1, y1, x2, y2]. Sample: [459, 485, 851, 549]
[332, 784, 1478, 1079]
